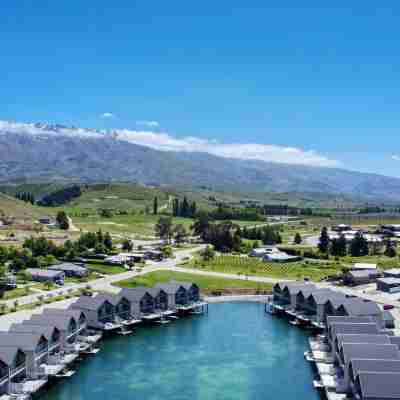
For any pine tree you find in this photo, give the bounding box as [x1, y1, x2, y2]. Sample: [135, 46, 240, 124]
[294, 233, 302, 245]
[103, 232, 113, 251]
[153, 196, 158, 215]
[181, 197, 190, 218]
[350, 232, 369, 257]
[318, 227, 330, 253]
[384, 242, 397, 258]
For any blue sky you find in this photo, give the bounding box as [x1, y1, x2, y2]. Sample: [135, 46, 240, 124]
[2, 2, 400, 176]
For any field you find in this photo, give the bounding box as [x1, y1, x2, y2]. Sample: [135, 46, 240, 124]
[181, 255, 342, 282]
[86, 261, 127, 275]
[113, 270, 273, 293]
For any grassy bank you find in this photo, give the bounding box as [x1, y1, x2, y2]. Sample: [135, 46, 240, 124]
[181, 255, 342, 282]
[113, 270, 273, 293]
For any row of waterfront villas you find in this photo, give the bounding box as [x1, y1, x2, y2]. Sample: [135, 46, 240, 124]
[271, 282, 391, 329]
[310, 315, 400, 400]
[0, 280, 204, 398]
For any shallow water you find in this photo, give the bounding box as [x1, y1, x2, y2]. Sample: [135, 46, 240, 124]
[41, 302, 319, 400]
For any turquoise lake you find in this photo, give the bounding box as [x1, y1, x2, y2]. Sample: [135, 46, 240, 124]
[41, 302, 319, 400]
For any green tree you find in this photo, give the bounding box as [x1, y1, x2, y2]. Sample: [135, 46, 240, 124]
[103, 232, 113, 251]
[384, 242, 397, 258]
[122, 239, 133, 252]
[294, 233, 302, 245]
[318, 227, 330, 253]
[174, 224, 188, 245]
[155, 216, 174, 243]
[181, 197, 190, 218]
[201, 245, 215, 261]
[56, 211, 70, 230]
[191, 211, 212, 241]
[350, 232, 369, 257]
[153, 196, 158, 215]
[161, 245, 173, 258]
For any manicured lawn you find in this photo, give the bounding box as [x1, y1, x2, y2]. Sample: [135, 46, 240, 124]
[113, 270, 273, 292]
[2, 287, 33, 300]
[181, 255, 342, 282]
[86, 261, 127, 275]
[71, 214, 194, 236]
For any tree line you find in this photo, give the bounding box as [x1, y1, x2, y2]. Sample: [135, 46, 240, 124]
[15, 192, 35, 204]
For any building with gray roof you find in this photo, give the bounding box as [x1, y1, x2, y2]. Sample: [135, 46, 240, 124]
[26, 268, 65, 285]
[49, 263, 89, 278]
[353, 371, 400, 400]
[120, 287, 156, 316]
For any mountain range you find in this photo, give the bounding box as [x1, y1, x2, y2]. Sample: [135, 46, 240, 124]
[1, 121, 400, 202]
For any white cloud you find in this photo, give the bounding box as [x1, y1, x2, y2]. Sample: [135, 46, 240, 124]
[0, 119, 339, 167]
[113, 129, 339, 167]
[136, 120, 160, 128]
[101, 112, 115, 119]
[392, 155, 400, 161]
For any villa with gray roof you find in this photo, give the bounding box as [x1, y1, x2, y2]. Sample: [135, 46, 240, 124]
[119, 287, 156, 317]
[353, 371, 400, 400]
[49, 263, 89, 278]
[26, 268, 65, 285]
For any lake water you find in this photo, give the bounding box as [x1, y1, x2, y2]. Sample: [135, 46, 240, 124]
[41, 302, 319, 400]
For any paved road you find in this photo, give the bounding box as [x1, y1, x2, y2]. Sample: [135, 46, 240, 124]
[0, 246, 204, 309]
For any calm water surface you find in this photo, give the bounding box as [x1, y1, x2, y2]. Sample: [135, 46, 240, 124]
[41, 302, 319, 400]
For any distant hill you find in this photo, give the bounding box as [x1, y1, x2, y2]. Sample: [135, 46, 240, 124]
[1, 122, 400, 202]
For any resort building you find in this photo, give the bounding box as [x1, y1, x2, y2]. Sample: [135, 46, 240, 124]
[328, 323, 380, 349]
[0, 346, 29, 396]
[119, 287, 156, 318]
[48, 263, 89, 278]
[343, 269, 381, 286]
[384, 268, 400, 279]
[0, 332, 49, 382]
[147, 288, 169, 312]
[25, 268, 65, 285]
[70, 295, 121, 331]
[155, 282, 188, 309]
[352, 371, 400, 400]
[377, 277, 400, 293]
[337, 342, 400, 393]
[171, 281, 200, 304]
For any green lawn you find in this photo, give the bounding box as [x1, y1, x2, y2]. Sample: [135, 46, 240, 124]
[181, 255, 342, 282]
[70, 214, 194, 236]
[86, 261, 127, 275]
[2, 287, 33, 300]
[113, 270, 273, 293]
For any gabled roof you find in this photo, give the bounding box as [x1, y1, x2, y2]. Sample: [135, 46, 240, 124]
[170, 280, 198, 290]
[307, 290, 346, 305]
[93, 293, 128, 306]
[357, 371, 400, 399]
[337, 334, 389, 346]
[44, 308, 87, 322]
[341, 343, 400, 366]
[120, 287, 154, 301]
[49, 263, 87, 272]
[0, 346, 25, 366]
[71, 295, 113, 311]
[9, 323, 60, 341]
[26, 268, 64, 278]
[282, 283, 315, 295]
[155, 282, 184, 295]
[390, 337, 400, 350]
[27, 314, 76, 331]
[331, 323, 379, 339]
[326, 316, 373, 327]
[0, 332, 47, 351]
[339, 299, 381, 317]
[351, 359, 400, 377]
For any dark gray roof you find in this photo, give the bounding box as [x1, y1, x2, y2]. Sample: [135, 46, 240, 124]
[307, 290, 346, 305]
[339, 299, 381, 317]
[337, 334, 390, 347]
[71, 295, 113, 311]
[27, 314, 76, 331]
[170, 280, 197, 290]
[384, 311, 395, 321]
[331, 323, 379, 339]
[44, 308, 87, 322]
[26, 268, 64, 278]
[49, 263, 87, 272]
[0, 332, 47, 351]
[0, 346, 25, 365]
[120, 287, 154, 301]
[390, 337, 400, 349]
[154, 283, 183, 295]
[9, 323, 59, 341]
[341, 343, 400, 365]
[357, 371, 400, 399]
[326, 316, 373, 327]
[351, 359, 400, 376]
[348, 270, 378, 278]
[93, 293, 127, 306]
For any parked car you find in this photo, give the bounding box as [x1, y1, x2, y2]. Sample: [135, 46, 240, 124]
[383, 304, 395, 310]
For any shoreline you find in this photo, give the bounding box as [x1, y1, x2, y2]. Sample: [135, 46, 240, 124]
[205, 294, 270, 303]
